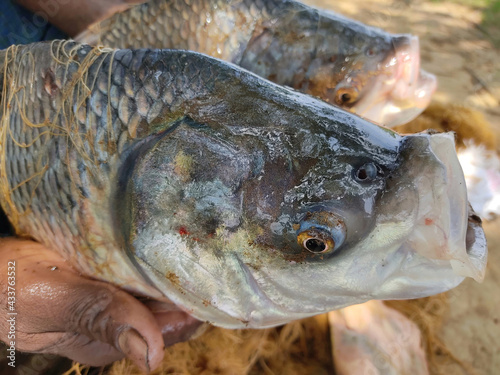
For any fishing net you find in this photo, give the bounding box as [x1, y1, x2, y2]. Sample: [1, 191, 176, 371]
[0, 41, 111, 230]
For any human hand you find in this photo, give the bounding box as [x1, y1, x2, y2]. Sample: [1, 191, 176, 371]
[0, 238, 202, 372]
[16, 0, 148, 36]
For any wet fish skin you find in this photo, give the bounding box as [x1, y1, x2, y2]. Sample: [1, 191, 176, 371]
[0, 41, 485, 328]
[80, 0, 391, 88]
[77, 0, 436, 126]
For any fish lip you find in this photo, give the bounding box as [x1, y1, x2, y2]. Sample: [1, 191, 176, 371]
[385, 36, 437, 124]
[390, 35, 423, 100]
[430, 134, 487, 282]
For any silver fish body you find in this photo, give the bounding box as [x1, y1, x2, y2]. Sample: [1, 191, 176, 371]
[77, 0, 436, 127]
[0, 41, 486, 328]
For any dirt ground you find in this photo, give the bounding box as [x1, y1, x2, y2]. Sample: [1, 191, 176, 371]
[303, 0, 500, 373]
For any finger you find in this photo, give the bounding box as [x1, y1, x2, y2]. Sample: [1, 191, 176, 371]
[154, 311, 205, 346]
[23, 273, 164, 371]
[32, 332, 125, 366]
[144, 300, 206, 346]
[16, 0, 149, 36]
[0, 239, 164, 371]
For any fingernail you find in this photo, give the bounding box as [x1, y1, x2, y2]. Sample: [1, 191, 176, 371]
[118, 329, 150, 373]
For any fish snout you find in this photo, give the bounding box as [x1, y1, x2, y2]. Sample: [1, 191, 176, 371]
[399, 132, 487, 282]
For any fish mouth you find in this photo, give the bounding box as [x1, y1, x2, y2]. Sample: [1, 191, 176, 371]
[465, 208, 488, 279]
[368, 133, 488, 302]
[404, 133, 488, 283]
[352, 35, 437, 127]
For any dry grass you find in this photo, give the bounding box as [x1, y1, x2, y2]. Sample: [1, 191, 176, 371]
[394, 101, 498, 150]
[65, 296, 482, 375]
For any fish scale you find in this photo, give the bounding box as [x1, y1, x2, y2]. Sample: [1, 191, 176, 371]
[77, 0, 437, 127]
[80, 0, 282, 63]
[0, 41, 220, 296]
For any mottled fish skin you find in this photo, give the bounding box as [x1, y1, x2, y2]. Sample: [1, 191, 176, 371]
[76, 0, 436, 126]
[0, 42, 485, 328]
[0, 40, 401, 298]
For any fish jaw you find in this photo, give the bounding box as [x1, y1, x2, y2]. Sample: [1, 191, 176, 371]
[352, 35, 437, 127]
[394, 133, 487, 284]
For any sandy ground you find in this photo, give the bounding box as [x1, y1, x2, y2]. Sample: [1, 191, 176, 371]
[302, 1, 500, 374]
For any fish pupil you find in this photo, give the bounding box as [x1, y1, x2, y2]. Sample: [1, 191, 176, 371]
[341, 93, 351, 103]
[355, 163, 378, 182]
[357, 168, 368, 180]
[305, 238, 327, 253]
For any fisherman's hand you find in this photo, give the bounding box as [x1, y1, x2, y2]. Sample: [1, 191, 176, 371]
[0, 238, 202, 372]
[16, 0, 149, 36]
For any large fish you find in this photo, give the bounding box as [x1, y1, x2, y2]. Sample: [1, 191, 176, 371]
[76, 0, 436, 127]
[0, 41, 486, 328]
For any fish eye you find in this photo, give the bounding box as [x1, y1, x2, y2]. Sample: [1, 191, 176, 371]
[365, 47, 376, 57]
[354, 162, 379, 182]
[341, 93, 351, 102]
[335, 87, 359, 106]
[304, 238, 328, 253]
[297, 228, 335, 254]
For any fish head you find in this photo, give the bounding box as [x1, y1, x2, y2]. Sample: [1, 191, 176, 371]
[248, 5, 436, 127]
[310, 29, 436, 127]
[1, 43, 480, 330]
[120, 83, 485, 329]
